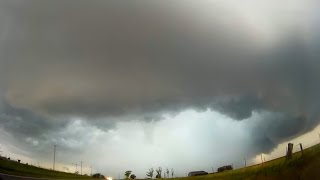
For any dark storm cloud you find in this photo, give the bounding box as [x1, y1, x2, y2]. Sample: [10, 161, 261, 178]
[0, 97, 110, 161]
[0, 101, 64, 138]
[212, 96, 265, 120]
[0, 0, 320, 155]
[0, 87, 112, 158]
[248, 112, 312, 154]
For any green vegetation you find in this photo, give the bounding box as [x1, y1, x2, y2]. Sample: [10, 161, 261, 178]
[170, 144, 320, 180]
[1, 144, 320, 179]
[0, 157, 94, 179]
[125, 170, 132, 179]
[146, 168, 154, 179]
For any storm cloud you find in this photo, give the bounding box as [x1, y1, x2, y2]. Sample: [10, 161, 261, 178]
[0, 0, 320, 176]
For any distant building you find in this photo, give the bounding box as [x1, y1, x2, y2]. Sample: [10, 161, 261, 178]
[217, 165, 233, 173]
[188, 171, 208, 177]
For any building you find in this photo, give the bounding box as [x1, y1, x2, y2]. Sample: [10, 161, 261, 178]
[217, 165, 233, 173]
[188, 171, 208, 177]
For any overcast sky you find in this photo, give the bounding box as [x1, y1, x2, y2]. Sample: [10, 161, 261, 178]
[0, 0, 320, 178]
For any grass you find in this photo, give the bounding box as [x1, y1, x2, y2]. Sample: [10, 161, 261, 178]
[169, 144, 320, 180]
[0, 157, 94, 179]
[1, 144, 320, 179]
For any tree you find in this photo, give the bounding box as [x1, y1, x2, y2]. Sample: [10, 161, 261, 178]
[171, 168, 174, 178]
[156, 167, 162, 178]
[146, 168, 154, 179]
[166, 168, 169, 178]
[93, 173, 105, 179]
[125, 171, 132, 179]
[130, 174, 136, 179]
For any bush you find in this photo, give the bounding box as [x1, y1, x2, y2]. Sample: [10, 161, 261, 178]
[92, 173, 105, 179]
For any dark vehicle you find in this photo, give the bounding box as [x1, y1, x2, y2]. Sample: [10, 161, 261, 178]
[188, 171, 208, 177]
[217, 165, 233, 173]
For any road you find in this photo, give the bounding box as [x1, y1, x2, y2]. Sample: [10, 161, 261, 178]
[0, 173, 47, 180]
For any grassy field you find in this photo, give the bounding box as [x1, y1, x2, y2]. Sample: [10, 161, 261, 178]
[1, 144, 320, 179]
[171, 144, 320, 180]
[0, 157, 94, 179]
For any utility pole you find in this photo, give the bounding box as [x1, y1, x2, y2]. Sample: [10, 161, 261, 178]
[90, 165, 93, 176]
[52, 145, 56, 170]
[0, 144, 2, 157]
[81, 161, 83, 175]
[244, 158, 246, 167]
[73, 163, 78, 173]
[260, 154, 263, 165]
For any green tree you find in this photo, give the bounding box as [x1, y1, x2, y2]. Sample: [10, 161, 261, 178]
[156, 167, 162, 178]
[93, 173, 105, 178]
[125, 170, 132, 179]
[171, 168, 174, 178]
[130, 174, 136, 179]
[146, 168, 154, 179]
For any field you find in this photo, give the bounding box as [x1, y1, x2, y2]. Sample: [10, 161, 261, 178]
[172, 144, 320, 180]
[0, 157, 93, 179]
[1, 144, 320, 179]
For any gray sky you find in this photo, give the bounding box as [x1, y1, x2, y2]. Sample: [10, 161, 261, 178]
[0, 0, 320, 178]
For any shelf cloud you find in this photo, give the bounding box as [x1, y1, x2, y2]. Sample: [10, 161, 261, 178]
[0, 0, 319, 176]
